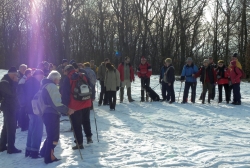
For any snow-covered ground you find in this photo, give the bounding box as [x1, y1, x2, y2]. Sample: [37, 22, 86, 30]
[0, 69, 250, 168]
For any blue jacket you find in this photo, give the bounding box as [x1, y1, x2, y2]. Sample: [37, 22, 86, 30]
[181, 64, 198, 82]
[159, 66, 167, 83]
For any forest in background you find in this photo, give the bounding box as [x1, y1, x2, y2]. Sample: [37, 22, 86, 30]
[0, 0, 249, 75]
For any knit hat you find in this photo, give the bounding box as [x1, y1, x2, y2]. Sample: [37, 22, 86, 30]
[33, 69, 44, 76]
[8, 67, 17, 74]
[218, 60, 224, 64]
[72, 62, 79, 69]
[186, 57, 192, 62]
[84, 62, 90, 67]
[62, 59, 68, 64]
[70, 60, 76, 65]
[230, 60, 236, 66]
[165, 58, 172, 64]
[232, 53, 238, 58]
[141, 57, 147, 61]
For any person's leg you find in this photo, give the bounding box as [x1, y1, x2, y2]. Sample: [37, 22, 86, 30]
[218, 85, 223, 102]
[113, 91, 117, 109]
[202, 83, 207, 103]
[104, 89, 109, 105]
[120, 86, 124, 102]
[141, 78, 145, 102]
[161, 82, 167, 100]
[82, 108, 92, 138]
[43, 114, 60, 164]
[170, 83, 175, 102]
[126, 80, 133, 102]
[6, 111, 17, 152]
[191, 82, 197, 103]
[145, 78, 150, 102]
[233, 83, 241, 103]
[30, 115, 44, 158]
[207, 83, 213, 103]
[99, 81, 105, 105]
[182, 82, 190, 103]
[0, 112, 7, 151]
[166, 83, 170, 101]
[25, 114, 34, 156]
[212, 85, 216, 100]
[70, 110, 83, 146]
[108, 91, 112, 109]
[224, 84, 230, 103]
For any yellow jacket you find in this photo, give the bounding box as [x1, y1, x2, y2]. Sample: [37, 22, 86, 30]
[229, 60, 242, 70]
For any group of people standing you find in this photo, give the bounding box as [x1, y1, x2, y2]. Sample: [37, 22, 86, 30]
[0, 59, 97, 164]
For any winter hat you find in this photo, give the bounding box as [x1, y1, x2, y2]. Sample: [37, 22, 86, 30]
[24, 69, 32, 76]
[165, 58, 172, 64]
[70, 60, 76, 65]
[232, 53, 238, 58]
[8, 67, 17, 74]
[106, 63, 113, 70]
[186, 57, 192, 62]
[203, 59, 209, 63]
[84, 62, 90, 67]
[62, 59, 68, 64]
[218, 60, 224, 64]
[141, 57, 147, 61]
[230, 60, 236, 66]
[72, 62, 79, 69]
[33, 69, 44, 76]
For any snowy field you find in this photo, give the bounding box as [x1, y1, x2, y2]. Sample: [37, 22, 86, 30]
[0, 69, 250, 168]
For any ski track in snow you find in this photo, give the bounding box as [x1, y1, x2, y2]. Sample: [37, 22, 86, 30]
[0, 69, 250, 168]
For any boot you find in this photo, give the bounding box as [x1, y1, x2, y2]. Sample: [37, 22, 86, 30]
[0, 146, 7, 152]
[30, 151, 41, 159]
[202, 93, 206, 104]
[25, 149, 31, 157]
[45, 149, 61, 164]
[127, 87, 135, 102]
[141, 90, 145, 102]
[120, 87, 124, 103]
[87, 137, 93, 144]
[72, 144, 84, 150]
[208, 94, 211, 104]
[7, 147, 22, 154]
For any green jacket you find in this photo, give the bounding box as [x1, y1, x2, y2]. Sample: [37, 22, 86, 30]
[97, 62, 107, 81]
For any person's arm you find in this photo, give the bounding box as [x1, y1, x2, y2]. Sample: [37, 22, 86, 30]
[137, 67, 142, 78]
[194, 69, 201, 78]
[168, 67, 175, 83]
[130, 66, 135, 82]
[0, 81, 15, 98]
[213, 68, 217, 84]
[234, 67, 242, 82]
[97, 65, 101, 80]
[116, 70, 120, 88]
[45, 84, 69, 115]
[146, 64, 152, 78]
[180, 66, 186, 81]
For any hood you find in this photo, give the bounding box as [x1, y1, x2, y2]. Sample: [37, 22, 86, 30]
[230, 60, 236, 67]
[41, 78, 54, 86]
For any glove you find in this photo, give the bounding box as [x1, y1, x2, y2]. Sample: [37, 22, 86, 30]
[116, 87, 120, 91]
[217, 75, 221, 79]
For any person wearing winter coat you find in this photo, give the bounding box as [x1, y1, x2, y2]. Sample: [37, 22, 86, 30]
[90, 60, 98, 75]
[24, 69, 45, 158]
[118, 57, 135, 103]
[208, 56, 217, 100]
[180, 57, 198, 103]
[229, 60, 242, 105]
[97, 58, 110, 106]
[105, 63, 120, 110]
[159, 62, 168, 100]
[61, 65, 93, 150]
[17, 64, 27, 81]
[39, 71, 73, 164]
[17, 69, 32, 131]
[0, 67, 21, 154]
[162, 58, 176, 103]
[194, 59, 217, 104]
[82, 62, 97, 100]
[216, 60, 230, 103]
[137, 57, 152, 102]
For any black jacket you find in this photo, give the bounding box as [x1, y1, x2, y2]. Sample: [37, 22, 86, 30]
[0, 74, 18, 111]
[164, 64, 175, 83]
[24, 77, 41, 114]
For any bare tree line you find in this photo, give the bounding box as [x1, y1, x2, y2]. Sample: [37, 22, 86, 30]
[0, 0, 249, 75]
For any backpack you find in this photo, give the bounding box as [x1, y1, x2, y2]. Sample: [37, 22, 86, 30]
[80, 69, 96, 86]
[31, 84, 49, 116]
[70, 72, 92, 101]
[234, 67, 246, 79]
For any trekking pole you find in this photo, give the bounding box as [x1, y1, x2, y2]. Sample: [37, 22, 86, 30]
[92, 106, 99, 142]
[177, 82, 183, 103]
[68, 116, 83, 160]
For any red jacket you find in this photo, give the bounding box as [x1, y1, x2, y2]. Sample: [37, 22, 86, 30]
[137, 62, 152, 78]
[118, 62, 135, 82]
[68, 70, 92, 111]
[195, 66, 217, 84]
[229, 66, 242, 84]
[216, 67, 230, 85]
